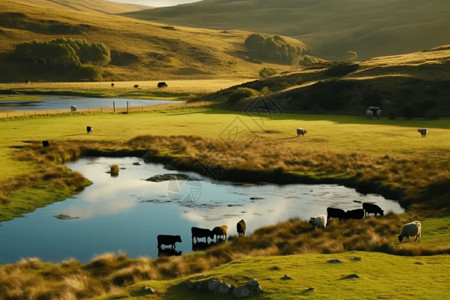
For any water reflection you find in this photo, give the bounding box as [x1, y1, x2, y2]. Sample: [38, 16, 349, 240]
[0, 157, 404, 264]
[0, 96, 180, 111]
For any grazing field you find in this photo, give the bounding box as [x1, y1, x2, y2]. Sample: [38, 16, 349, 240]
[0, 103, 448, 299]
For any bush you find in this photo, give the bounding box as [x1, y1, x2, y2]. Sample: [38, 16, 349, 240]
[78, 64, 102, 81]
[110, 165, 119, 177]
[259, 67, 276, 78]
[228, 87, 258, 104]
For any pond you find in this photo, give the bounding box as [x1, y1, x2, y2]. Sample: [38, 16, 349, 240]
[0, 95, 179, 111]
[0, 157, 404, 264]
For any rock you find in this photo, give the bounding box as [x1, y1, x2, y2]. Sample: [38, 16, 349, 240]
[146, 173, 199, 182]
[208, 279, 221, 292]
[281, 274, 292, 280]
[217, 282, 232, 294]
[54, 214, 79, 220]
[415, 261, 424, 265]
[351, 257, 362, 261]
[341, 274, 359, 280]
[233, 286, 251, 298]
[247, 279, 263, 294]
[327, 259, 341, 264]
[143, 286, 155, 294]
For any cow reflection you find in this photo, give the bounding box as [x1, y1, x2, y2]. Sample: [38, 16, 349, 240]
[158, 248, 182, 257]
[192, 239, 226, 252]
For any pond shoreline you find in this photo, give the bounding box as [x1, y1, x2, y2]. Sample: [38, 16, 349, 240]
[83, 148, 406, 208]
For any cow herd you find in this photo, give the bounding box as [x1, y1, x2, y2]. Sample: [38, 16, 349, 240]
[156, 219, 246, 256]
[310, 202, 422, 243]
[110, 82, 168, 89]
[310, 202, 384, 228]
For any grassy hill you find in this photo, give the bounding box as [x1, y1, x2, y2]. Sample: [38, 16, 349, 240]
[124, 0, 450, 60]
[0, 0, 306, 82]
[205, 45, 450, 118]
[6, 0, 147, 14]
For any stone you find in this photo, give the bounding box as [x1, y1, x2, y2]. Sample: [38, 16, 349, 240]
[281, 274, 292, 280]
[351, 257, 362, 261]
[143, 286, 155, 294]
[217, 282, 232, 294]
[233, 286, 251, 298]
[207, 279, 221, 292]
[327, 259, 341, 264]
[341, 274, 360, 280]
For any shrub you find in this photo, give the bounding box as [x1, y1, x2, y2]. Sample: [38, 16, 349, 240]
[110, 164, 119, 177]
[259, 67, 276, 78]
[228, 87, 258, 104]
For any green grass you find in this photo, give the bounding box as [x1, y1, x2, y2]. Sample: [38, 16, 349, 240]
[104, 252, 450, 299]
[0, 95, 44, 101]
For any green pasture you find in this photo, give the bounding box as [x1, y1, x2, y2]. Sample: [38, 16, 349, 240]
[0, 106, 449, 181]
[103, 252, 450, 299]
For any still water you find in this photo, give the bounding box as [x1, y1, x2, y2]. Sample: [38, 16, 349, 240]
[0, 95, 179, 111]
[0, 157, 404, 264]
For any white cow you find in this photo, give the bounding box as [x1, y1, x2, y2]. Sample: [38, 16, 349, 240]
[366, 110, 373, 119]
[297, 128, 307, 136]
[398, 221, 421, 242]
[309, 215, 327, 229]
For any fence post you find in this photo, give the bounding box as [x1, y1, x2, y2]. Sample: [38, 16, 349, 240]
[113, 101, 115, 114]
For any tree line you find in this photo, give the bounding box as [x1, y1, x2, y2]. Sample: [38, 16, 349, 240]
[14, 38, 111, 68]
[244, 33, 308, 65]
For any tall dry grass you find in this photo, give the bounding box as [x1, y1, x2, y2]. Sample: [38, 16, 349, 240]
[1, 215, 448, 300]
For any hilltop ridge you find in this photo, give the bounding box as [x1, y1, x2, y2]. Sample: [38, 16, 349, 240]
[124, 0, 450, 60]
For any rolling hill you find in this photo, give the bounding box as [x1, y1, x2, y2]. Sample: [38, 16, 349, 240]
[124, 0, 450, 60]
[206, 45, 450, 118]
[0, 0, 309, 82]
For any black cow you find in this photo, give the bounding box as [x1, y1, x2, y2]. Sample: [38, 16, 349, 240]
[345, 209, 365, 220]
[237, 219, 246, 237]
[157, 234, 181, 249]
[134, 84, 139, 88]
[327, 207, 346, 221]
[86, 126, 93, 134]
[42, 140, 50, 148]
[363, 203, 384, 217]
[157, 82, 168, 88]
[111, 83, 114, 87]
[191, 227, 214, 243]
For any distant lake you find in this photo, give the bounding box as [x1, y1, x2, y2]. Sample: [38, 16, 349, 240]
[0, 95, 180, 111]
[0, 157, 404, 264]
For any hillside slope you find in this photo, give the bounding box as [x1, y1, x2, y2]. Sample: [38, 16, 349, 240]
[7, 0, 147, 14]
[208, 45, 450, 118]
[124, 0, 450, 60]
[0, 0, 309, 82]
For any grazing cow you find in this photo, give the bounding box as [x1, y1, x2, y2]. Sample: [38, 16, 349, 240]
[86, 126, 93, 134]
[42, 140, 50, 148]
[157, 234, 182, 249]
[363, 203, 384, 217]
[237, 219, 246, 237]
[376, 109, 382, 119]
[111, 83, 114, 87]
[327, 207, 346, 221]
[418, 128, 428, 137]
[297, 128, 307, 136]
[157, 82, 168, 88]
[191, 227, 214, 243]
[212, 225, 228, 241]
[366, 110, 373, 119]
[309, 215, 327, 229]
[70, 105, 77, 112]
[134, 84, 139, 88]
[398, 221, 421, 242]
[345, 209, 365, 220]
